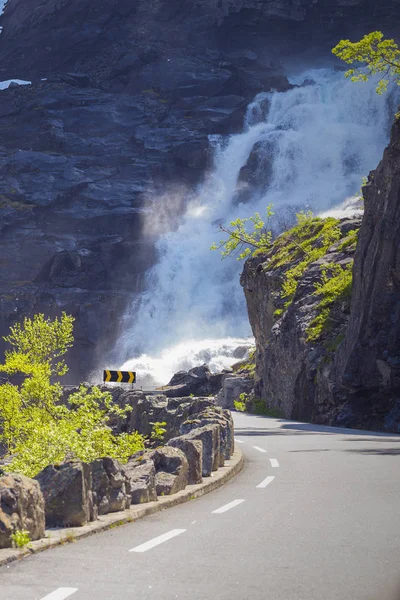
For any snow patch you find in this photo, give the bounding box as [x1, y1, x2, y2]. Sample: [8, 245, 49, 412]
[0, 80, 32, 90]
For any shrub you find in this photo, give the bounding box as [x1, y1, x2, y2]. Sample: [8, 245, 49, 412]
[0, 314, 145, 477]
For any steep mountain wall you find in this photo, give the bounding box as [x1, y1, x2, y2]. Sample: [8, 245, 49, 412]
[242, 118, 400, 432]
[0, 0, 399, 380]
[335, 119, 400, 430]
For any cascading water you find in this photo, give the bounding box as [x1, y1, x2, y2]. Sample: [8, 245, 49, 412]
[118, 68, 394, 387]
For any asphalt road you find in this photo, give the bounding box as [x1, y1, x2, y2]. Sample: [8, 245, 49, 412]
[1, 413, 400, 600]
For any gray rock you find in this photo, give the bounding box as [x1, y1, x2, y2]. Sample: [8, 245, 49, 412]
[90, 459, 111, 516]
[217, 376, 254, 409]
[148, 447, 189, 496]
[124, 456, 157, 504]
[35, 462, 92, 527]
[180, 424, 220, 477]
[195, 407, 235, 460]
[102, 458, 131, 512]
[155, 471, 185, 496]
[167, 437, 203, 484]
[163, 364, 223, 398]
[0, 473, 45, 548]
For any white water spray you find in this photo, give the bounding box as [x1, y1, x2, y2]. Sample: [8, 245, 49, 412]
[119, 68, 394, 385]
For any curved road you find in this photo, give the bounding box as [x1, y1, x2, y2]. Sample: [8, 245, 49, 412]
[2, 413, 400, 600]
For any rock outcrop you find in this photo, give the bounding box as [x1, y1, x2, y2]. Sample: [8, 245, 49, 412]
[241, 216, 359, 422]
[0, 0, 291, 381]
[0, 473, 45, 548]
[334, 120, 400, 431]
[162, 364, 224, 398]
[241, 117, 400, 431]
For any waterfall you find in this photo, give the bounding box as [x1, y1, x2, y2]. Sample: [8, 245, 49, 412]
[118, 68, 394, 387]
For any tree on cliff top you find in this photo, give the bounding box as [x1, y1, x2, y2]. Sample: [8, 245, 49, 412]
[0, 313, 144, 477]
[332, 31, 400, 94]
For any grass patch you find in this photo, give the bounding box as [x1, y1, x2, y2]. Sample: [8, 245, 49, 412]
[265, 212, 342, 311]
[307, 262, 353, 342]
[234, 393, 285, 418]
[337, 229, 359, 251]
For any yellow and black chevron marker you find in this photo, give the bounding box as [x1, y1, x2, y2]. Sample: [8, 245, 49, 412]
[103, 370, 136, 384]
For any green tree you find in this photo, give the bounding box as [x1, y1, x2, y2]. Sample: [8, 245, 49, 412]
[0, 313, 144, 477]
[210, 204, 274, 260]
[332, 31, 400, 94]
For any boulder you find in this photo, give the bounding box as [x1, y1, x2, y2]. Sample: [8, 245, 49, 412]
[180, 424, 220, 477]
[124, 455, 157, 504]
[0, 473, 45, 548]
[148, 447, 189, 496]
[167, 437, 203, 484]
[102, 458, 131, 513]
[192, 407, 235, 460]
[90, 459, 111, 516]
[217, 375, 254, 409]
[35, 462, 92, 527]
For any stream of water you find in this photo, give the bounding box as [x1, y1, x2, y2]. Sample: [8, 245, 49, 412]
[118, 68, 394, 387]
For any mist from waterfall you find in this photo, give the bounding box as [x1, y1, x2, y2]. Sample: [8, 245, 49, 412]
[118, 68, 394, 386]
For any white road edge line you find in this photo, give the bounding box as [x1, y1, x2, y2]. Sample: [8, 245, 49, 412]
[234, 438, 244, 444]
[270, 458, 279, 468]
[40, 589, 78, 600]
[129, 529, 186, 553]
[257, 475, 275, 489]
[252, 446, 267, 453]
[212, 499, 245, 514]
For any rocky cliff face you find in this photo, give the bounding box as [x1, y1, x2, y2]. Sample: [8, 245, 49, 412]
[241, 118, 400, 432]
[241, 216, 360, 423]
[0, 0, 290, 379]
[335, 119, 400, 431]
[0, 0, 398, 380]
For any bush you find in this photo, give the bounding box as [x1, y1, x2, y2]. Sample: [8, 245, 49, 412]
[0, 314, 145, 477]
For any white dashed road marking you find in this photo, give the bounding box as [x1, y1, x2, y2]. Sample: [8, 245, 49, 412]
[252, 446, 267, 453]
[269, 458, 279, 468]
[256, 476, 275, 489]
[40, 589, 78, 600]
[212, 499, 245, 514]
[129, 529, 186, 553]
[234, 438, 244, 443]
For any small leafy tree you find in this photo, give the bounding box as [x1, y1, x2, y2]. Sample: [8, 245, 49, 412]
[0, 313, 144, 477]
[332, 31, 400, 94]
[210, 204, 274, 260]
[150, 421, 167, 445]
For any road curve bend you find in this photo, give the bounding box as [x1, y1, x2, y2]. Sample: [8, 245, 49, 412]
[1, 413, 400, 600]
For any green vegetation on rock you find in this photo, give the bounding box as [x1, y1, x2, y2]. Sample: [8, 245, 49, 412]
[232, 347, 256, 378]
[307, 262, 353, 342]
[10, 529, 31, 549]
[234, 393, 284, 418]
[266, 212, 342, 312]
[211, 205, 273, 260]
[0, 314, 145, 478]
